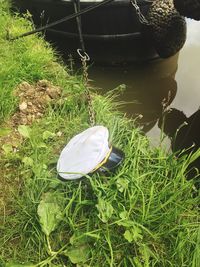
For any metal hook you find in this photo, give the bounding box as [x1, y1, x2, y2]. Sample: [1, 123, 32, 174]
[77, 49, 90, 61]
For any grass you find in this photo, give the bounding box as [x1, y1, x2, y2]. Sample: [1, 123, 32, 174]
[0, 1, 199, 266]
[0, 1, 75, 122]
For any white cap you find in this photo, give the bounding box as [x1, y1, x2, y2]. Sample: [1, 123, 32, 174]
[57, 126, 111, 180]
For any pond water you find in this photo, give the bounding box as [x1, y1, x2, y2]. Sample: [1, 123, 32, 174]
[88, 19, 200, 146]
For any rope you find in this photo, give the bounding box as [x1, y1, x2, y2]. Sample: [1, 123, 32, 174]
[8, 0, 115, 41]
[73, 0, 86, 52]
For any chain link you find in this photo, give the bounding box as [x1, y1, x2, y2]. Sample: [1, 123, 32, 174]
[77, 49, 95, 126]
[76, 0, 150, 126]
[130, 0, 150, 25]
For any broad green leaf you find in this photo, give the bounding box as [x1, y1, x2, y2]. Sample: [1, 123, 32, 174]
[139, 244, 159, 262]
[124, 230, 133, 243]
[119, 211, 128, 220]
[64, 244, 90, 264]
[42, 131, 55, 140]
[22, 157, 34, 167]
[132, 226, 143, 241]
[0, 128, 11, 137]
[117, 220, 135, 227]
[69, 231, 99, 247]
[2, 144, 13, 154]
[116, 178, 129, 192]
[37, 142, 47, 148]
[37, 192, 64, 236]
[69, 232, 88, 246]
[18, 125, 31, 138]
[124, 226, 143, 243]
[96, 198, 114, 223]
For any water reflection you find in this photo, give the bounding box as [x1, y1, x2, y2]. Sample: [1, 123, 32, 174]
[155, 19, 200, 188]
[89, 19, 200, 146]
[89, 54, 178, 133]
[158, 108, 200, 189]
[171, 19, 200, 116]
[88, 18, 200, 187]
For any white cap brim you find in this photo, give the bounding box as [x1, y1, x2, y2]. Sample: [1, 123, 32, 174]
[57, 126, 110, 180]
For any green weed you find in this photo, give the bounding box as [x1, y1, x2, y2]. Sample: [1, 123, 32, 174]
[0, 1, 199, 267]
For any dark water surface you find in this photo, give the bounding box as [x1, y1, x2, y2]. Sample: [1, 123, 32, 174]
[88, 19, 200, 146]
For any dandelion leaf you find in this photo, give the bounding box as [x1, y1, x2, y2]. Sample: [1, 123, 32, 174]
[37, 192, 63, 236]
[18, 125, 31, 138]
[64, 244, 90, 264]
[96, 198, 114, 223]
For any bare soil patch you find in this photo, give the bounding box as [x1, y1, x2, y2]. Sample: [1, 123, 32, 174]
[0, 80, 62, 152]
[0, 80, 62, 216]
[13, 79, 61, 126]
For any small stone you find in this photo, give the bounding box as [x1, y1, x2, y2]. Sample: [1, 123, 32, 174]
[138, 114, 143, 119]
[46, 87, 61, 99]
[57, 131, 62, 137]
[19, 102, 27, 111]
[37, 80, 49, 89]
[36, 112, 43, 117]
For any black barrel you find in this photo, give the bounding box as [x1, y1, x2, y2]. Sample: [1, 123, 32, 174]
[12, 0, 158, 64]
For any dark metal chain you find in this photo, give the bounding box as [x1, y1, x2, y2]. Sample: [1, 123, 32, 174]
[130, 0, 150, 25]
[77, 49, 95, 127]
